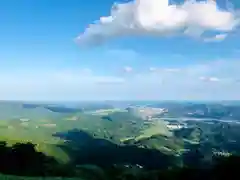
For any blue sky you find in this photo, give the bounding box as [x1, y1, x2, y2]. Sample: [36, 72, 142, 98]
[0, 0, 240, 101]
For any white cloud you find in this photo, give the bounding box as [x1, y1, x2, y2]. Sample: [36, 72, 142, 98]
[199, 76, 221, 82]
[203, 33, 228, 42]
[208, 77, 220, 82]
[76, 0, 240, 45]
[148, 67, 181, 73]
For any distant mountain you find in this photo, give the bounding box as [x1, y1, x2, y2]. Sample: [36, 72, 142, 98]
[0, 102, 84, 120]
[148, 102, 240, 120]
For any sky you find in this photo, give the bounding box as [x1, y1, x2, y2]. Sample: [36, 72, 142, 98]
[0, 0, 240, 101]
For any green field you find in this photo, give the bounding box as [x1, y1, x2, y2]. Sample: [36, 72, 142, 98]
[0, 110, 150, 162]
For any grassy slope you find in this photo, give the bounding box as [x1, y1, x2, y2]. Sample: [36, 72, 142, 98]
[0, 102, 187, 163]
[135, 120, 172, 141]
[119, 120, 184, 155]
[0, 118, 69, 162]
[0, 111, 148, 162]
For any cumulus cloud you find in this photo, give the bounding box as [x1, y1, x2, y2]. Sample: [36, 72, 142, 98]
[76, 0, 240, 45]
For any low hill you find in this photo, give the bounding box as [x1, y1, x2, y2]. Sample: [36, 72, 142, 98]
[0, 101, 84, 120]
